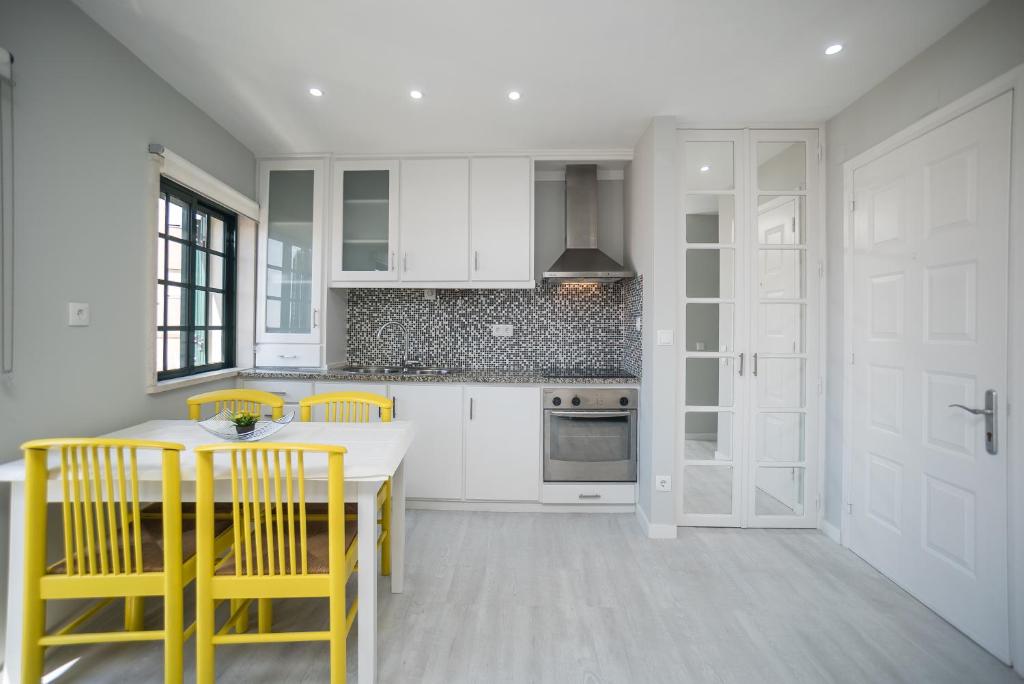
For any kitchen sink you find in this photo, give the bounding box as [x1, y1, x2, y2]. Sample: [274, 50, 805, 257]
[339, 365, 455, 376]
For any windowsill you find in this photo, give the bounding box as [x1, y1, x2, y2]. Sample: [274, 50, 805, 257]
[146, 367, 240, 394]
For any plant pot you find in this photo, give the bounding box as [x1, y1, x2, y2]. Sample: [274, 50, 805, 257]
[235, 423, 256, 436]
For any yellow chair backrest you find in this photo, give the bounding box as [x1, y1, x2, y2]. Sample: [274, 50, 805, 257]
[187, 389, 285, 421]
[194, 443, 347, 577]
[21, 438, 184, 577]
[299, 391, 393, 423]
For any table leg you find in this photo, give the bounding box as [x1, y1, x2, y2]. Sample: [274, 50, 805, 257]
[2, 483, 25, 684]
[390, 462, 405, 594]
[357, 481, 378, 684]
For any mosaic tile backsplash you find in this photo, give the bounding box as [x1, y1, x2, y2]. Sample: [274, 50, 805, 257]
[346, 276, 642, 375]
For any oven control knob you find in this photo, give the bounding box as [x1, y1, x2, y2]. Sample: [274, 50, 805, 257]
[551, 396, 562, 406]
[571, 396, 581, 407]
[619, 397, 629, 407]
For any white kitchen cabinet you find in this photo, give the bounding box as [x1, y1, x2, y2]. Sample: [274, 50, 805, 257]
[256, 158, 326, 364]
[470, 157, 532, 282]
[329, 160, 399, 284]
[391, 384, 464, 500]
[465, 385, 541, 501]
[399, 159, 469, 282]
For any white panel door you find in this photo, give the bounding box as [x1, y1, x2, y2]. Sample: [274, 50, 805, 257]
[850, 93, 1011, 661]
[399, 158, 469, 282]
[470, 157, 532, 282]
[391, 384, 464, 500]
[465, 386, 541, 501]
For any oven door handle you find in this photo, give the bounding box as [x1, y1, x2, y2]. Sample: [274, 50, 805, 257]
[548, 410, 632, 418]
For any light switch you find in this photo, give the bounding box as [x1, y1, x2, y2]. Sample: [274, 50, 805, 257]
[656, 329, 673, 345]
[68, 302, 90, 327]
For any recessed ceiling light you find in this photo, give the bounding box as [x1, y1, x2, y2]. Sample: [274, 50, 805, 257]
[507, 90, 521, 101]
[308, 87, 323, 97]
[700, 164, 711, 173]
[409, 90, 423, 100]
[825, 43, 843, 56]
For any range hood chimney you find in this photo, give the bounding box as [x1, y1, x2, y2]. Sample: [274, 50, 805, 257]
[542, 164, 635, 283]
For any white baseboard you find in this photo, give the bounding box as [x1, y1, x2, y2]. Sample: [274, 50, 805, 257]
[407, 499, 635, 514]
[820, 519, 841, 544]
[635, 503, 678, 539]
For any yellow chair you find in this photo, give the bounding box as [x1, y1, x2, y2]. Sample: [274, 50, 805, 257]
[186, 389, 285, 421]
[20, 438, 233, 684]
[194, 443, 357, 684]
[299, 392, 393, 576]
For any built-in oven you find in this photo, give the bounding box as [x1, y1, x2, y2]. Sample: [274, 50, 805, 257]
[543, 388, 638, 482]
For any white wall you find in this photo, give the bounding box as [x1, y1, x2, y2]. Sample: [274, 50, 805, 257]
[625, 117, 677, 536]
[0, 0, 256, 658]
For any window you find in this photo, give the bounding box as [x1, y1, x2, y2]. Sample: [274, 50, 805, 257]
[157, 179, 236, 380]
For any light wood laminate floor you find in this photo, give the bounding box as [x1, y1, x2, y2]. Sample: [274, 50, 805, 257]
[39, 511, 1018, 683]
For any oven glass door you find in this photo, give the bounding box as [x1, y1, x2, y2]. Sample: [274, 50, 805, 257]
[544, 410, 637, 482]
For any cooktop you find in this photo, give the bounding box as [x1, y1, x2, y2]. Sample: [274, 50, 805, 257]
[542, 367, 637, 379]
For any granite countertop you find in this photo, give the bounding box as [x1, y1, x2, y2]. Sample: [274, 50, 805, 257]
[239, 367, 640, 385]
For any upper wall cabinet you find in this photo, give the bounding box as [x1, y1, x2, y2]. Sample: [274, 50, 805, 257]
[330, 160, 399, 283]
[399, 158, 470, 282]
[328, 155, 533, 288]
[256, 158, 325, 354]
[470, 157, 532, 282]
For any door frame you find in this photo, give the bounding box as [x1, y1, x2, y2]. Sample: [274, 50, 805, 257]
[841, 63, 1024, 672]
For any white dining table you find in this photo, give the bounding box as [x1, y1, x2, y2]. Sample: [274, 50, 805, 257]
[0, 418, 415, 684]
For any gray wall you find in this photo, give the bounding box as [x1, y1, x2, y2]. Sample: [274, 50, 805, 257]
[0, 0, 256, 655]
[823, 0, 1024, 528]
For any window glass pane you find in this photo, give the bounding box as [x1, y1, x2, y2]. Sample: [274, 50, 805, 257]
[157, 284, 165, 327]
[194, 212, 208, 247]
[683, 465, 733, 514]
[757, 141, 806, 191]
[168, 196, 187, 239]
[193, 330, 207, 366]
[209, 292, 224, 327]
[194, 290, 206, 327]
[209, 330, 223, 364]
[266, 170, 314, 335]
[166, 331, 184, 370]
[209, 254, 224, 290]
[158, 193, 167, 234]
[156, 331, 165, 373]
[758, 196, 805, 245]
[684, 141, 734, 191]
[758, 249, 805, 299]
[167, 240, 185, 283]
[686, 249, 735, 298]
[210, 217, 224, 252]
[686, 303, 734, 352]
[166, 285, 184, 327]
[685, 357, 734, 407]
[685, 194, 734, 244]
[157, 235, 166, 280]
[756, 413, 805, 462]
[683, 412, 734, 461]
[755, 467, 805, 516]
[195, 251, 207, 287]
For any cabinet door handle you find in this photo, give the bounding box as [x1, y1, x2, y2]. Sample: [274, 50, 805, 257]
[474, 250, 479, 271]
[737, 352, 745, 376]
[403, 253, 408, 272]
[313, 308, 320, 329]
[392, 396, 397, 418]
[277, 354, 298, 359]
[752, 353, 758, 377]
[389, 251, 395, 271]
[469, 397, 474, 420]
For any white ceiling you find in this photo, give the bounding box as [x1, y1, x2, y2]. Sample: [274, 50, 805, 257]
[73, 0, 986, 156]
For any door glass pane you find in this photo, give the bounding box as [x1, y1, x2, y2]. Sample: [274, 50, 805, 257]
[686, 249, 735, 298]
[757, 358, 805, 408]
[758, 249, 805, 299]
[266, 170, 314, 334]
[341, 169, 391, 272]
[757, 196, 805, 244]
[685, 194, 735, 244]
[685, 141, 734, 191]
[684, 412, 734, 461]
[757, 141, 806, 191]
[686, 303, 734, 352]
[755, 467, 805, 516]
[756, 413, 805, 462]
[686, 357, 734, 407]
[757, 303, 805, 353]
[684, 465, 733, 514]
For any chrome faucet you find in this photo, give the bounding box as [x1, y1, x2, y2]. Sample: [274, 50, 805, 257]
[376, 321, 417, 366]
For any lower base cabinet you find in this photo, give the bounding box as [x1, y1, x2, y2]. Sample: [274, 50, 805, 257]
[391, 384, 464, 499]
[465, 385, 540, 501]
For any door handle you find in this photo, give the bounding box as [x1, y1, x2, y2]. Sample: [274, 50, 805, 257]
[949, 389, 998, 455]
[737, 352, 745, 376]
[752, 353, 758, 377]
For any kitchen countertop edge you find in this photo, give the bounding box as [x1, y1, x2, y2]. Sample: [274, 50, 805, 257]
[239, 368, 641, 385]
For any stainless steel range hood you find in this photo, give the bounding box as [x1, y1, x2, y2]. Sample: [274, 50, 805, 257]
[543, 164, 635, 283]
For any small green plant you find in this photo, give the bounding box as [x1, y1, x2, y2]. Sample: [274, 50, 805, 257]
[230, 411, 260, 434]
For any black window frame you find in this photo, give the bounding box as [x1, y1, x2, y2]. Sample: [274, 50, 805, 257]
[157, 178, 237, 381]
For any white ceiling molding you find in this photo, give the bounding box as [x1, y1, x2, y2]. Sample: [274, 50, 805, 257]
[149, 144, 259, 219]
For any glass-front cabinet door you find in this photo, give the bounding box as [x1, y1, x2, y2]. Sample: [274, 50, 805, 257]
[256, 158, 324, 345]
[330, 160, 399, 283]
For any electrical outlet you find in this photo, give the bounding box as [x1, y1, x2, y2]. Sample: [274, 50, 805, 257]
[491, 324, 513, 337]
[68, 302, 90, 327]
[655, 475, 672, 492]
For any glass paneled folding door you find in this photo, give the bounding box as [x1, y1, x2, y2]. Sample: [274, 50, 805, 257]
[677, 129, 821, 528]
